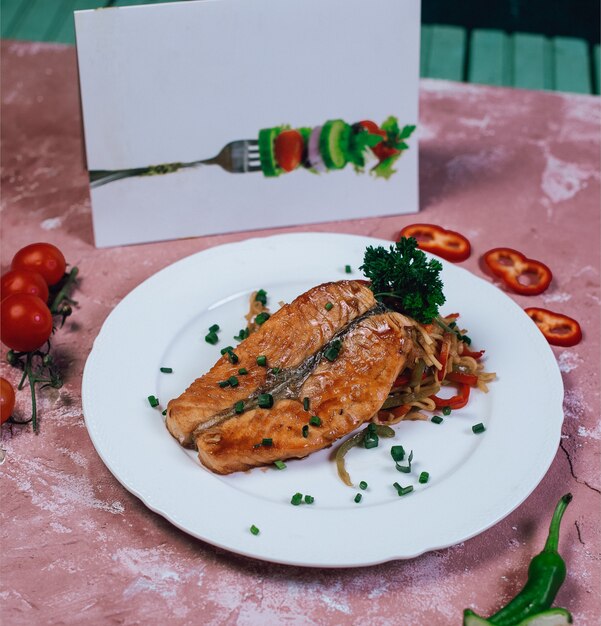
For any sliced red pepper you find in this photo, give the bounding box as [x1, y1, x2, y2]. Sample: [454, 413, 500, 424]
[525, 307, 582, 347]
[431, 383, 471, 410]
[445, 372, 479, 387]
[377, 404, 411, 423]
[436, 333, 453, 382]
[399, 224, 471, 262]
[461, 347, 485, 360]
[483, 248, 552, 295]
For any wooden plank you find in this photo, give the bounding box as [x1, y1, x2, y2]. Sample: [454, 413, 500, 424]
[512, 32, 553, 91]
[55, 1, 110, 45]
[426, 24, 466, 81]
[468, 29, 511, 86]
[420, 24, 432, 77]
[1, 0, 34, 38]
[553, 36, 592, 94]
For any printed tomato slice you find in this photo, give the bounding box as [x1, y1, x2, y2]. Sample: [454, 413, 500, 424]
[483, 247, 552, 295]
[399, 224, 471, 262]
[525, 307, 582, 347]
[274, 130, 304, 172]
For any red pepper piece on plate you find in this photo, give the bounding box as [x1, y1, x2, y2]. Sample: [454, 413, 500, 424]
[436, 332, 453, 382]
[445, 371, 479, 387]
[399, 224, 471, 262]
[483, 247, 552, 295]
[525, 307, 582, 347]
[461, 347, 485, 360]
[431, 383, 471, 410]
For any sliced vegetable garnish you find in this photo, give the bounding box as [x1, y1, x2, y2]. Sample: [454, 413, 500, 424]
[391, 445, 405, 462]
[258, 127, 283, 177]
[395, 450, 413, 473]
[303, 397, 310, 411]
[205, 332, 218, 345]
[335, 424, 395, 486]
[218, 380, 230, 388]
[160, 367, 173, 373]
[472, 423, 486, 434]
[325, 302, 334, 311]
[256, 355, 267, 366]
[359, 481, 368, 490]
[291, 493, 303, 506]
[483, 247, 552, 295]
[324, 339, 342, 362]
[309, 416, 322, 427]
[147, 395, 159, 408]
[354, 493, 362, 503]
[436, 332, 453, 381]
[302, 425, 309, 438]
[209, 324, 220, 333]
[255, 289, 267, 305]
[227, 351, 239, 364]
[234, 328, 250, 341]
[250, 525, 260, 535]
[261, 438, 273, 446]
[399, 224, 471, 262]
[445, 372, 478, 387]
[274, 460, 286, 470]
[304, 495, 315, 504]
[234, 401, 245, 414]
[419, 471, 430, 484]
[524, 307, 582, 347]
[431, 383, 471, 410]
[431, 415, 443, 424]
[238, 368, 248, 375]
[345, 265, 352, 274]
[363, 423, 379, 449]
[442, 406, 452, 416]
[220, 346, 234, 355]
[255, 312, 270, 325]
[228, 376, 239, 387]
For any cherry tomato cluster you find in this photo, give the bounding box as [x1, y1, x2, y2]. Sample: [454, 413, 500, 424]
[1, 242, 74, 428]
[397, 224, 582, 348]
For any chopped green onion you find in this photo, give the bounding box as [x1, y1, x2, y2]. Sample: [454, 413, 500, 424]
[218, 380, 230, 388]
[227, 351, 239, 364]
[228, 376, 239, 387]
[271, 367, 280, 375]
[234, 328, 250, 341]
[302, 425, 309, 438]
[209, 324, 220, 333]
[258, 393, 273, 409]
[391, 445, 405, 462]
[359, 481, 368, 490]
[205, 332, 218, 345]
[161, 409, 167, 416]
[250, 524, 260, 535]
[393, 483, 414, 496]
[303, 397, 310, 411]
[363, 423, 379, 449]
[291, 493, 303, 506]
[354, 493, 362, 503]
[449, 321, 457, 329]
[460, 334, 472, 345]
[472, 422, 486, 434]
[324, 339, 342, 362]
[160, 367, 173, 373]
[234, 400, 245, 414]
[274, 460, 286, 470]
[256, 355, 267, 366]
[309, 416, 322, 427]
[304, 495, 314, 504]
[238, 367, 248, 375]
[147, 395, 159, 408]
[419, 471, 430, 484]
[345, 265, 352, 274]
[325, 301, 333, 311]
[396, 450, 413, 473]
[442, 406, 452, 416]
[220, 346, 234, 355]
[431, 415, 444, 424]
[261, 438, 273, 447]
[255, 312, 270, 325]
[255, 289, 267, 305]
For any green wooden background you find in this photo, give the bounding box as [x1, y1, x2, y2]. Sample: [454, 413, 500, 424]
[1, 0, 599, 94]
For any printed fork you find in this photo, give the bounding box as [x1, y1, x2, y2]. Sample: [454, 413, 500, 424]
[89, 139, 261, 188]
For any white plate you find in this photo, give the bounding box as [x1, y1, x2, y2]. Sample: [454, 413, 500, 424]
[82, 233, 563, 567]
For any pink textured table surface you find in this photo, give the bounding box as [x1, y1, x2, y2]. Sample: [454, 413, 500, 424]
[1, 41, 600, 625]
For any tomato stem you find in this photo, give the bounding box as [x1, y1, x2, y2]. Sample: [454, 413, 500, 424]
[49, 266, 79, 316]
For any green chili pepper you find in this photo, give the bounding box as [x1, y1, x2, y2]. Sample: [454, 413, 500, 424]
[464, 494, 573, 626]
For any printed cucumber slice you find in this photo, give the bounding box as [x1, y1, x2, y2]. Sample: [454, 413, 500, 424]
[258, 128, 282, 177]
[319, 120, 351, 170]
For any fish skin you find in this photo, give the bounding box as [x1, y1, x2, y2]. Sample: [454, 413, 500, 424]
[196, 311, 413, 474]
[166, 280, 376, 445]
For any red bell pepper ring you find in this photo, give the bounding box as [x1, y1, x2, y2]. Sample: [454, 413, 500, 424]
[431, 383, 471, 410]
[399, 224, 471, 262]
[483, 247, 552, 295]
[525, 307, 582, 347]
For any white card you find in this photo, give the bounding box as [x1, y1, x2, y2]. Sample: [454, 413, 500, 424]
[75, 0, 421, 247]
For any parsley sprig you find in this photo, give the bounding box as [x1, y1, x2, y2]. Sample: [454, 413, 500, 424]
[360, 237, 445, 323]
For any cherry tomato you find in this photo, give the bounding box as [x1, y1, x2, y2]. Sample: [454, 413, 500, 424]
[358, 120, 387, 139]
[1, 269, 49, 302]
[11, 243, 66, 286]
[1, 377, 15, 424]
[1, 294, 53, 352]
[372, 144, 400, 161]
[274, 130, 304, 172]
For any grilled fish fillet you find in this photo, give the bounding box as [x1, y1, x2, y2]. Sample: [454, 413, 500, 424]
[166, 280, 376, 445]
[195, 311, 413, 474]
